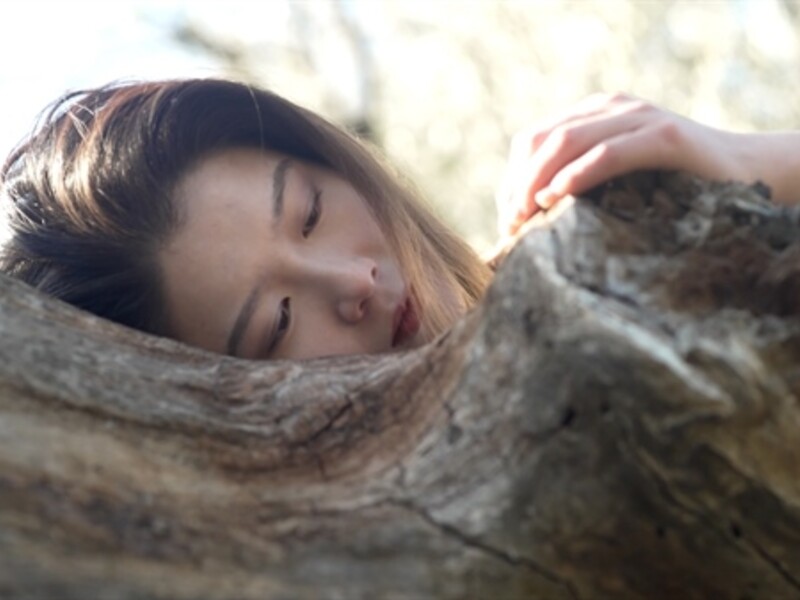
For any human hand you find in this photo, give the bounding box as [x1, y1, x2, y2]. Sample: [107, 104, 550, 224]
[495, 93, 747, 237]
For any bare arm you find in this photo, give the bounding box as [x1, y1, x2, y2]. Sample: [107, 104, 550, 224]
[736, 131, 800, 206]
[496, 94, 800, 236]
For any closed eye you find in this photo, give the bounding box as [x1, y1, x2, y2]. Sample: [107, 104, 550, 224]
[266, 298, 291, 355]
[302, 187, 322, 238]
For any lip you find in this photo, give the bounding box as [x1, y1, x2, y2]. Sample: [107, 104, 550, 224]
[392, 295, 421, 348]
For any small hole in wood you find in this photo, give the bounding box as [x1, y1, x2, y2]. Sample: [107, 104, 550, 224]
[447, 424, 463, 444]
[731, 522, 742, 538]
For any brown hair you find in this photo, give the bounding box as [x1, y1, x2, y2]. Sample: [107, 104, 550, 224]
[0, 78, 491, 349]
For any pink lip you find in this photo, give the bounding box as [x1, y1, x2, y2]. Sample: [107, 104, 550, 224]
[392, 296, 421, 348]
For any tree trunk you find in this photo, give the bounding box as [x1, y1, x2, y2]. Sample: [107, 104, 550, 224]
[1, 172, 799, 600]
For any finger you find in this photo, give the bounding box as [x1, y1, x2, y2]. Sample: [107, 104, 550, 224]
[498, 189, 544, 237]
[507, 92, 634, 161]
[500, 93, 649, 235]
[515, 106, 653, 219]
[546, 120, 686, 198]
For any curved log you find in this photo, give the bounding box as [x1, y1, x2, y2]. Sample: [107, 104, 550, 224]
[1, 172, 799, 599]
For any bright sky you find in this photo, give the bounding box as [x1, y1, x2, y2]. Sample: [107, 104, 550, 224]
[3, 0, 796, 159]
[0, 0, 299, 159]
[0, 0, 796, 247]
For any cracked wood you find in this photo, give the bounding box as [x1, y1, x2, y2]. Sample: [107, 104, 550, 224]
[1, 171, 800, 599]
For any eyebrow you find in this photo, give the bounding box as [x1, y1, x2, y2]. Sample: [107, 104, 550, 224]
[225, 158, 293, 357]
[271, 157, 292, 226]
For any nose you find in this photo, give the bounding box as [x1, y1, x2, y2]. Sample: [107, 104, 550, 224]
[320, 257, 377, 324]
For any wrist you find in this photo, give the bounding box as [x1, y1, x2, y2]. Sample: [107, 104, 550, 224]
[733, 131, 800, 205]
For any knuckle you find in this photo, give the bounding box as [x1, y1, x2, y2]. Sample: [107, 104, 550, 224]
[629, 99, 654, 115]
[587, 91, 638, 110]
[610, 91, 633, 103]
[548, 125, 578, 153]
[654, 119, 682, 146]
[594, 91, 633, 107]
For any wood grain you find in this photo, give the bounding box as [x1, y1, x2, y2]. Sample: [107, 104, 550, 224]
[1, 172, 799, 599]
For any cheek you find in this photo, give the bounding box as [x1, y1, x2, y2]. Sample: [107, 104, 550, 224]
[326, 197, 389, 252]
[277, 315, 376, 360]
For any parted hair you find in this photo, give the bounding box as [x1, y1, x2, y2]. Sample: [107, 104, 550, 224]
[0, 78, 492, 348]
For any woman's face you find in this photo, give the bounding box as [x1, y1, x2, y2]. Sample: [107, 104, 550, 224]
[160, 148, 422, 360]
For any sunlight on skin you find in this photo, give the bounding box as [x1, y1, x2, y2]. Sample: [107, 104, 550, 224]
[1, 0, 797, 251]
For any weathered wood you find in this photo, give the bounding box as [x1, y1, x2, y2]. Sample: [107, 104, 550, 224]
[1, 172, 799, 599]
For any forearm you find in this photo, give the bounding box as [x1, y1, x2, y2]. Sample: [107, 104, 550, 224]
[495, 95, 800, 237]
[734, 131, 800, 205]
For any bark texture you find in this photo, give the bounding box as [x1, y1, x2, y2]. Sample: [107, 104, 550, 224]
[1, 172, 799, 600]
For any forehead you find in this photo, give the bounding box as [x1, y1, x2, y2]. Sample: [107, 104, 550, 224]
[175, 148, 281, 214]
[160, 147, 286, 351]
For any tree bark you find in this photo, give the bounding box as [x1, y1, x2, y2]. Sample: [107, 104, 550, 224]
[1, 172, 799, 600]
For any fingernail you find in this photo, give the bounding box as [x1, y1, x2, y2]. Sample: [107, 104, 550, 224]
[513, 207, 530, 226]
[534, 188, 556, 210]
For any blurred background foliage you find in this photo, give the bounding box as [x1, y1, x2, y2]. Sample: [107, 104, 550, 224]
[3, 1, 800, 251]
[157, 0, 800, 252]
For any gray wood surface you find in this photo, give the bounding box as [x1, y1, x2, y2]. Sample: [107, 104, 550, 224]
[1, 172, 798, 599]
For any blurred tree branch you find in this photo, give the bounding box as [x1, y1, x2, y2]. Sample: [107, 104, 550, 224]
[158, 0, 800, 251]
